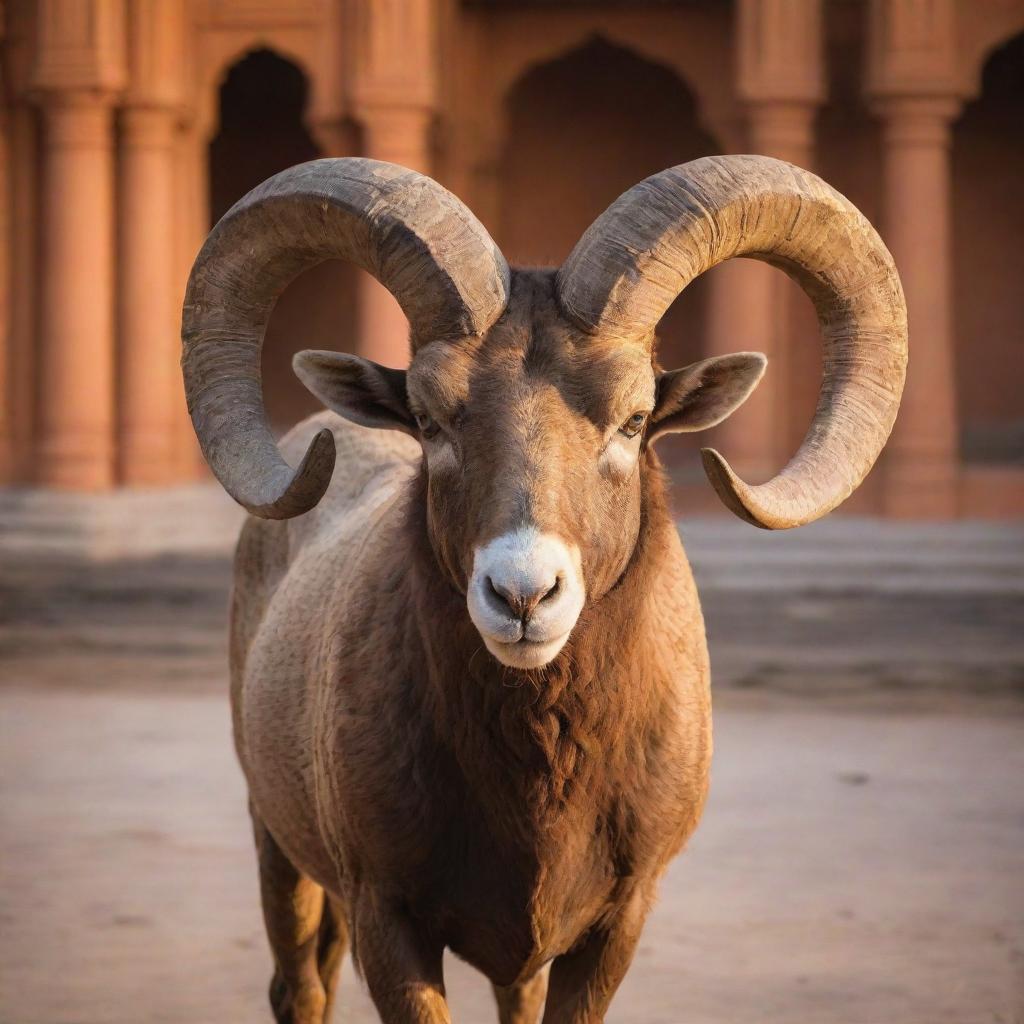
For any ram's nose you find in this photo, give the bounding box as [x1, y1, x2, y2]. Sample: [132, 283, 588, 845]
[467, 527, 586, 670]
[485, 570, 562, 623]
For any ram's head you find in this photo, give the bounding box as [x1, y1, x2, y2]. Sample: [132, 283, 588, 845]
[182, 158, 906, 668]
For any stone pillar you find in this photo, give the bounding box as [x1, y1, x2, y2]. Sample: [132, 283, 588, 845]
[361, 105, 432, 172]
[867, 0, 961, 517]
[350, 0, 437, 368]
[118, 105, 179, 483]
[2, 1, 41, 484]
[115, 0, 192, 484]
[356, 104, 434, 368]
[705, 262, 780, 479]
[708, 0, 823, 480]
[170, 120, 209, 481]
[458, 118, 504, 251]
[0, 92, 11, 482]
[32, 0, 125, 488]
[35, 95, 119, 488]
[309, 0, 349, 158]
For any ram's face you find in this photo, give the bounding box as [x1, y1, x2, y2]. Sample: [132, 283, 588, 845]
[407, 271, 654, 669]
[294, 267, 765, 671]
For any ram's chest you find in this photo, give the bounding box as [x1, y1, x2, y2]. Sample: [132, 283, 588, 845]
[418, 749, 699, 986]
[429, 796, 622, 985]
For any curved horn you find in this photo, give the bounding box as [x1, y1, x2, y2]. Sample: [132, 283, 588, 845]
[182, 158, 510, 519]
[557, 155, 907, 530]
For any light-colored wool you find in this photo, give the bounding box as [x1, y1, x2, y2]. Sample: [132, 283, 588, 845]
[182, 157, 906, 1024]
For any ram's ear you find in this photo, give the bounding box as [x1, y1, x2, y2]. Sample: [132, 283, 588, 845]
[649, 353, 767, 443]
[293, 350, 415, 435]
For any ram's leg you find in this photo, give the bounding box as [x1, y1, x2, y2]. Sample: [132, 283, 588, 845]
[493, 966, 549, 1024]
[318, 896, 349, 1020]
[354, 890, 451, 1024]
[541, 890, 649, 1024]
[253, 813, 329, 1024]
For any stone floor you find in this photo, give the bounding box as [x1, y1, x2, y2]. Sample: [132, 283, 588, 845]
[1, 487, 1022, 1023]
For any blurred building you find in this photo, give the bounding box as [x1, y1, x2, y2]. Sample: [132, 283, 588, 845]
[0, 0, 1021, 517]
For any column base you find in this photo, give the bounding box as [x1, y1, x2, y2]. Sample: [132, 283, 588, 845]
[119, 438, 178, 486]
[883, 464, 958, 519]
[35, 438, 114, 490]
[0, 433, 14, 484]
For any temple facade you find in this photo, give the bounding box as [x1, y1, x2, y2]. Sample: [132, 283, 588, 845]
[1, 0, 1022, 517]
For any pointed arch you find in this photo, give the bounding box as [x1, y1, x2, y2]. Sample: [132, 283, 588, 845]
[208, 47, 359, 435]
[499, 36, 720, 371]
[953, 31, 1024, 467]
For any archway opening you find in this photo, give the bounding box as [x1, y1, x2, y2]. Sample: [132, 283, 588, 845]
[209, 48, 359, 436]
[498, 36, 720, 464]
[953, 32, 1024, 466]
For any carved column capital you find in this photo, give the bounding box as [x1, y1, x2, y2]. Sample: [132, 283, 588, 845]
[119, 104, 178, 151]
[122, 0, 185, 111]
[737, 0, 824, 107]
[865, 0, 963, 102]
[39, 92, 115, 148]
[31, 0, 127, 98]
[736, 0, 824, 165]
[349, 0, 435, 100]
[870, 94, 961, 147]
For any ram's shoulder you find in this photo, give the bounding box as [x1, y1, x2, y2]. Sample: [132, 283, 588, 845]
[280, 407, 416, 507]
[281, 411, 418, 486]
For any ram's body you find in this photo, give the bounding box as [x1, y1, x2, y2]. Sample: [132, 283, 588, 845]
[182, 156, 905, 1022]
[232, 409, 710, 988]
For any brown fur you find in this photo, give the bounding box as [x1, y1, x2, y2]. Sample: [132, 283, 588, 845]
[232, 271, 719, 1023]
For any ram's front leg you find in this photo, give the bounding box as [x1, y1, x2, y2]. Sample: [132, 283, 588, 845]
[354, 891, 451, 1024]
[541, 888, 650, 1024]
[493, 965, 549, 1024]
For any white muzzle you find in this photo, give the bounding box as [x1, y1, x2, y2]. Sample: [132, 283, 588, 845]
[467, 527, 585, 670]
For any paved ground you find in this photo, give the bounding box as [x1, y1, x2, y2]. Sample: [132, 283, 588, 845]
[1, 487, 1023, 1023]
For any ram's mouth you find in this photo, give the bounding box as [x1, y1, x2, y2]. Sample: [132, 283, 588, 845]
[482, 630, 572, 670]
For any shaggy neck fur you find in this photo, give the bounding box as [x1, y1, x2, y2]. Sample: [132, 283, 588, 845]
[403, 449, 676, 846]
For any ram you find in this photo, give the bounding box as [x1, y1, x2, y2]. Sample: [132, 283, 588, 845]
[181, 155, 906, 1024]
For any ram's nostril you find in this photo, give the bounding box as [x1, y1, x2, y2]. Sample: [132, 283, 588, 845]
[487, 576, 513, 610]
[484, 572, 562, 621]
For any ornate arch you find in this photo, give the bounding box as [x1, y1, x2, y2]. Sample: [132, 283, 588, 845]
[193, 35, 323, 144]
[490, 30, 723, 385]
[957, 6, 1024, 99]
[489, 21, 735, 148]
[450, 9, 735, 229]
[951, 24, 1024, 468]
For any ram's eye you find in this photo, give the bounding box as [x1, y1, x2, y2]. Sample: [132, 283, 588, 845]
[415, 413, 440, 439]
[619, 412, 648, 439]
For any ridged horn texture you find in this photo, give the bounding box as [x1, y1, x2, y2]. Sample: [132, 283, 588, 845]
[557, 155, 907, 530]
[182, 158, 510, 519]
